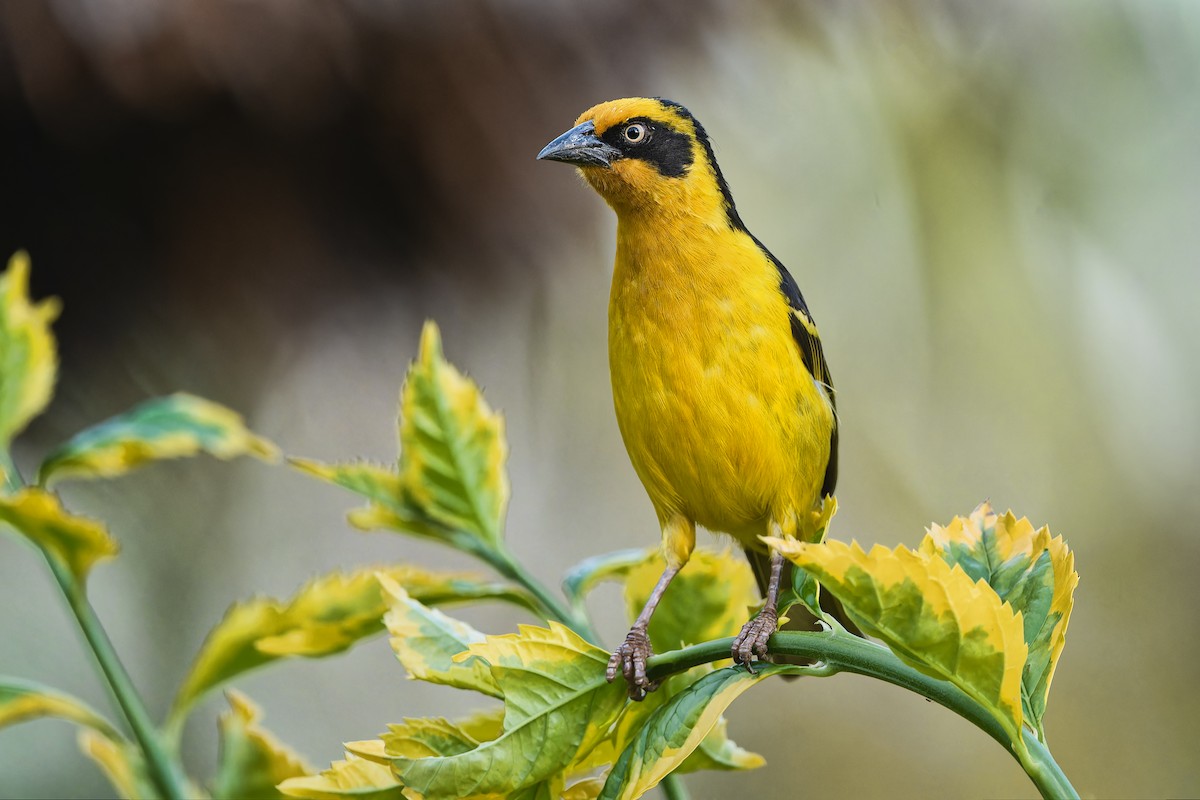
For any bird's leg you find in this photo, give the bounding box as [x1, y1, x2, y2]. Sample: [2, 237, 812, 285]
[606, 562, 681, 701]
[732, 548, 784, 671]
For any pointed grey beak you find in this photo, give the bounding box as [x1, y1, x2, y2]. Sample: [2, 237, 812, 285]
[537, 120, 621, 168]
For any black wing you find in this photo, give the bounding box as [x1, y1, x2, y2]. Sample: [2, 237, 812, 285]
[752, 236, 837, 499]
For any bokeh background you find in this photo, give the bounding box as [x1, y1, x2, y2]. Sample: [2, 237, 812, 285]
[2, 1, 1198, 797]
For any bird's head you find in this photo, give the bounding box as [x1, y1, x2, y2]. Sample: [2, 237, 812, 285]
[538, 97, 742, 228]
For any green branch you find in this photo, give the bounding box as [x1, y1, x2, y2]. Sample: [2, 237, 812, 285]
[489, 548, 600, 644]
[43, 554, 190, 800]
[661, 773, 692, 800]
[647, 631, 1078, 800]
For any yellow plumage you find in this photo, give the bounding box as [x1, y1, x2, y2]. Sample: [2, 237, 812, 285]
[539, 97, 836, 696]
[610, 203, 833, 557]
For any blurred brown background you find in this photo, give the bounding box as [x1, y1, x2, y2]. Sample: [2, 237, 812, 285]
[2, 1, 1198, 797]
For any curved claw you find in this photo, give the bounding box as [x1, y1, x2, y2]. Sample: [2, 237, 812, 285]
[732, 606, 779, 672]
[606, 627, 659, 700]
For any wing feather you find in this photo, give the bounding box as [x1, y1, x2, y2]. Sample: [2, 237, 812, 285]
[751, 236, 838, 499]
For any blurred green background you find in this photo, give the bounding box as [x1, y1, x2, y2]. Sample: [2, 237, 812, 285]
[2, 1, 1198, 797]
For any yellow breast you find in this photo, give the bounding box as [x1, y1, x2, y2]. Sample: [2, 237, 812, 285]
[608, 217, 833, 543]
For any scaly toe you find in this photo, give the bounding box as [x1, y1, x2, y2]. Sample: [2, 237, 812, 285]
[609, 627, 656, 700]
[733, 609, 779, 670]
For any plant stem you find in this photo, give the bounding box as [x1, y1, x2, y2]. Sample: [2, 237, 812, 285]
[490, 549, 600, 644]
[1019, 734, 1077, 800]
[661, 773, 691, 800]
[43, 554, 190, 800]
[647, 632, 1078, 800]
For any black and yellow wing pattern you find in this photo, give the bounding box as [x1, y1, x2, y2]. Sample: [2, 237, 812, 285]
[757, 238, 838, 500]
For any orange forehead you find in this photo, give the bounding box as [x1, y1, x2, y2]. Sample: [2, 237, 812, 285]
[575, 97, 695, 138]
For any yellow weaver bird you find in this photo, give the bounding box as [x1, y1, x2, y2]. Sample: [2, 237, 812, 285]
[538, 98, 838, 699]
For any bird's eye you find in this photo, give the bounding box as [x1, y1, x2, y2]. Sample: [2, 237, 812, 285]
[622, 123, 648, 144]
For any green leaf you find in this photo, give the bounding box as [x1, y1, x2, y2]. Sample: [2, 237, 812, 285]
[390, 622, 626, 799]
[398, 321, 509, 548]
[79, 729, 160, 800]
[599, 664, 795, 800]
[38, 393, 278, 485]
[213, 690, 311, 800]
[0, 488, 119, 582]
[0, 252, 60, 463]
[770, 536, 1028, 747]
[920, 503, 1078, 739]
[623, 549, 757, 654]
[0, 676, 120, 740]
[277, 754, 403, 800]
[174, 565, 519, 719]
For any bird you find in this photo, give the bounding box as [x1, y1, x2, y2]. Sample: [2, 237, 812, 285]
[537, 97, 838, 700]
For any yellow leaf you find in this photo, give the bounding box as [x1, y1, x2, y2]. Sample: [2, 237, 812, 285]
[770, 537, 1028, 745]
[39, 393, 278, 485]
[277, 753, 403, 800]
[0, 252, 60, 462]
[0, 488, 118, 582]
[214, 690, 312, 799]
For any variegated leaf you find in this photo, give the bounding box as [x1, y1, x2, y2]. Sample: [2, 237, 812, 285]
[39, 393, 277, 485]
[599, 664, 797, 800]
[174, 566, 520, 719]
[770, 537, 1028, 746]
[390, 623, 626, 799]
[921, 503, 1078, 738]
[381, 577, 499, 697]
[398, 322, 508, 548]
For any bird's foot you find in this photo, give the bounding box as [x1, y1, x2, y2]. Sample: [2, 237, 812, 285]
[606, 626, 659, 701]
[732, 605, 779, 672]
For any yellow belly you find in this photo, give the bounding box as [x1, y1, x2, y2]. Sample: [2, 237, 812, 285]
[608, 224, 833, 545]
